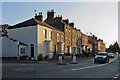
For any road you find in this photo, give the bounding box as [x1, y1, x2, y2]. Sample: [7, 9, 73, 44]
[1, 55, 119, 79]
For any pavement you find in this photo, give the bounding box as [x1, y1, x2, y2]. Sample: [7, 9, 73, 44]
[1, 54, 120, 79]
[2, 56, 93, 64]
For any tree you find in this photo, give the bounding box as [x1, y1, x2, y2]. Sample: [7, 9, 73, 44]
[106, 41, 120, 53]
[0, 24, 10, 36]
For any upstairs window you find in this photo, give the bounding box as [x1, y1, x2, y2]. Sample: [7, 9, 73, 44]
[69, 38, 70, 43]
[69, 29, 71, 33]
[49, 31, 52, 40]
[61, 34, 64, 42]
[66, 27, 67, 32]
[73, 30, 74, 35]
[57, 33, 60, 41]
[43, 29, 47, 39]
[80, 33, 81, 37]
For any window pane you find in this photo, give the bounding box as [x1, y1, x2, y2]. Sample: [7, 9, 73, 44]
[43, 29, 47, 38]
[49, 31, 52, 39]
[61, 35, 64, 42]
[57, 33, 59, 41]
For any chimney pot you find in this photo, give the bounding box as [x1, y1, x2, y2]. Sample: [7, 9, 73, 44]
[39, 12, 42, 16]
[35, 12, 43, 22]
[63, 19, 69, 25]
[35, 13, 37, 16]
[55, 15, 63, 21]
[69, 22, 74, 27]
[51, 9, 54, 12]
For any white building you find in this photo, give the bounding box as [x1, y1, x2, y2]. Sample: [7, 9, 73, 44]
[6, 13, 58, 60]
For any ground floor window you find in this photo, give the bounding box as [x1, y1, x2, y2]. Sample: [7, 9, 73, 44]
[74, 47, 77, 54]
[21, 48, 25, 54]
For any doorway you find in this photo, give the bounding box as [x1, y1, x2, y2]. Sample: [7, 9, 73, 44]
[31, 44, 34, 57]
[54, 45, 56, 55]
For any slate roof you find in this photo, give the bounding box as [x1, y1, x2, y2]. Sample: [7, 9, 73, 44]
[8, 18, 37, 29]
[8, 18, 64, 32]
[44, 19, 65, 32]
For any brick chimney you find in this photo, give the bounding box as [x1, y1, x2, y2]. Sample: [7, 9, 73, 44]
[98, 38, 101, 41]
[100, 39, 103, 42]
[35, 12, 43, 22]
[47, 9, 55, 20]
[92, 35, 95, 38]
[69, 22, 74, 27]
[63, 19, 69, 25]
[78, 29, 81, 31]
[95, 37, 97, 40]
[55, 15, 63, 22]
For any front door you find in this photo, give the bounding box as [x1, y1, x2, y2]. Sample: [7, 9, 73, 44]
[54, 45, 56, 55]
[31, 44, 34, 57]
[67, 46, 70, 53]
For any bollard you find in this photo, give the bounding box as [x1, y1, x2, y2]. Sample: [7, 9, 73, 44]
[73, 55, 76, 63]
[58, 55, 62, 64]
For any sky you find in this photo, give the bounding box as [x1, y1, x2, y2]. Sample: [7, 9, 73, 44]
[1, 2, 118, 48]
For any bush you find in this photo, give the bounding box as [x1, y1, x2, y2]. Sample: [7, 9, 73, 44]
[38, 53, 44, 61]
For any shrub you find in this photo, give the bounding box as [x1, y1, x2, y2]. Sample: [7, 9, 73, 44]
[38, 53, 44, 61]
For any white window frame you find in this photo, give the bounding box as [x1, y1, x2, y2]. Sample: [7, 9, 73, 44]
[21, 48, 25, 54]
[57, 33, 60, 42]
[69, 38, 70, 43]
[61, 34, 64, 42]
[43, 29, 47, 39]
[49, 31, 52, 40]
[69, 29, 71, 33]
[66, 27, 67, 32]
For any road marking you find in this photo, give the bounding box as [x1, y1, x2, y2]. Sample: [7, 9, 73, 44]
[14, 67, 35, 72]
[71, 56, 118, 71]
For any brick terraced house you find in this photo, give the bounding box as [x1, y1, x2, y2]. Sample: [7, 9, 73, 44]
[1, 9, 106, 59]
[44, 9, 82, 55]
[97, 39, 106, 52]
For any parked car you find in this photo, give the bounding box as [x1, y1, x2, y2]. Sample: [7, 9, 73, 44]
[94, 52, 109, 63]
[108, 53, 114, 58]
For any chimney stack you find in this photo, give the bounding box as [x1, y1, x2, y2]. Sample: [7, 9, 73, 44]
[95, 37, 97, 40]
[98, 38, 101, 41]
[100, 39, 103, 42]
[63, 19, 69, 25]
[47, 9, 55, 20]
[55, 15, 63, 21]
[35, 12, 43, 22]
[69, 22, 74, 27]
[92, 35, 95, 38]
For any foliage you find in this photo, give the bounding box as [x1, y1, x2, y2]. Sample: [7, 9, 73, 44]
[38, 53, 44, 61]
[0, 24, 11, 36]
[106, 41, 120, 53]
